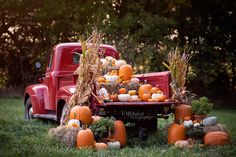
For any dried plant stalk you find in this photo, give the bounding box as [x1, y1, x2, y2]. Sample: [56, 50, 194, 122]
[163, 47, 192, 103]
[61, 30, 102, 125]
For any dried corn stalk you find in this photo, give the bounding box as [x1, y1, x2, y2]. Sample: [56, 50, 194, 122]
[61, 30, 102, 125]
[163, 47, 192, 103]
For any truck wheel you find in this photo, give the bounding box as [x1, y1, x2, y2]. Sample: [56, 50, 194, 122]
[136, 118, 157, 132]
[25, 98, 34, 120]
[60, 104, 68, 125]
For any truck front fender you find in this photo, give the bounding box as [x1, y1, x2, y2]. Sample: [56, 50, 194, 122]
[24, 84, 49, 114]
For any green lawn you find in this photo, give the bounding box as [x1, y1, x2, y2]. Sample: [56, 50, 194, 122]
[0, 98, 236, 157]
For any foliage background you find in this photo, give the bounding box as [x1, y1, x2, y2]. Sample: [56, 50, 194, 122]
[0, 0, 235, 107]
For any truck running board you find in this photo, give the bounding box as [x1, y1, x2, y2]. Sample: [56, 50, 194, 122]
[33, 114, 57, 121]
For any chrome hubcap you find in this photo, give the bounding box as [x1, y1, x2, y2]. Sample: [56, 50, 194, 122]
[28, 107, 33, 118]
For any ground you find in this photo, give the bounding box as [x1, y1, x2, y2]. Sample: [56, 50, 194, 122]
[0, 98, 235, 157]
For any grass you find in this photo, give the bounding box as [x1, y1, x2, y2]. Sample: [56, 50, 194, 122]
[0, 98, 236, 157]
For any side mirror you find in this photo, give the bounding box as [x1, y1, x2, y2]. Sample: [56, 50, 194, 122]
[35, 62, 41, 69]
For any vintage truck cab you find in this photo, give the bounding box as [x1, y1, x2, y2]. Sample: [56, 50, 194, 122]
[24, 42, 174, 130]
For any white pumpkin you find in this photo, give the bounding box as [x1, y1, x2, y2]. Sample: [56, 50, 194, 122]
[130, 78, 140, 84]
[100, 58, 108, 67]
[104, 75, 119, 83]
[107, 141, 121, 149]
[183, 120, 193, 128]
[115, 60, 127, 68]
[130, 95, 139, 101]
[151, 93, 163, 100]
[67, 119, 81, 128]
[118, 94, 131, 102]
[99, 88, 109, 97]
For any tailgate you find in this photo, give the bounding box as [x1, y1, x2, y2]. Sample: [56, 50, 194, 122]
[96, 101, 175, 120]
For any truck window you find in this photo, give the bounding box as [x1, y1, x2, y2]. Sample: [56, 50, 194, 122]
[72, 53, 80, 64]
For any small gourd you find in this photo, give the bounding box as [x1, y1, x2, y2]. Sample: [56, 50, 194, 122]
[151, 87, 159, 94]
[128, 90, 137, 95]
[94, 142, 108, 151]
[193, 123, 200, 128]
[183, 120, 193, 128]
[130, 78, 140, 84]
[92, 116, 102, 124]
[174, 140, 190, 149]
[202, 116, 217, 126]
[107, 141, 121, 149]
[67, 119, 82, 128]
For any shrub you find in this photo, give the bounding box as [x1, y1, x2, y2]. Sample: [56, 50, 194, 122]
[191, 97, 213, 115]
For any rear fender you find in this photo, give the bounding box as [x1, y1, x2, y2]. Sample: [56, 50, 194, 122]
[56, 85, 75, 120]
[24, 84, 49, 114]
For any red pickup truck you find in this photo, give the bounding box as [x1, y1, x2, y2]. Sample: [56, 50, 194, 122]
[24, 43, 174, 130]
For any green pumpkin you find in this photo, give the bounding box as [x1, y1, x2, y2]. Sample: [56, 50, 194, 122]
[203, 116, 217, 126]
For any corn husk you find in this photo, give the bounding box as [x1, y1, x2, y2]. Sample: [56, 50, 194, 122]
[61, 30, 102, 125]
[163, 47, 193, 103]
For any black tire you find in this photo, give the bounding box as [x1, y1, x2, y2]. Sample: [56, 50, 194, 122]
[135, 118, 158, 132]
[25, 98, 34, 120]
[59, 103, 68, 124]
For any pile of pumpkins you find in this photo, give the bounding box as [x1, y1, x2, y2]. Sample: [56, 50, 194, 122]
[67, 105, 126, 150]
[168, 105, 230, 149]
[97, 56, 169, 102]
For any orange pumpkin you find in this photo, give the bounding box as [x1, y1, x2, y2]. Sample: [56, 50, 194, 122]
[204, 132, 230, 146]
[151, 87, 159, 94]
[142, 93, 151, 101]
[110, 120, 126, 147]
[119, 88, 126, 94]
[168, 123, 186, 145]
[76, 129, 95, 149]
[119, 64, 133, 81]
[70, 106, 93, 125]
[174, 104, 193, 123]
[94, 142, 108, 151]
[138, 83, 152, 100]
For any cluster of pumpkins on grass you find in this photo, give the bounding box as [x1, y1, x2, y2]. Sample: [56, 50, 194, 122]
[168, 104, 230, 149]
[49, 105, 126, 151]
[96, 56, 170, 103]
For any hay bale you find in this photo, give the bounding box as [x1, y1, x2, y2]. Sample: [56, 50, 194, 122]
[203, 123, 228, 134]
[48, 126, 80, 147]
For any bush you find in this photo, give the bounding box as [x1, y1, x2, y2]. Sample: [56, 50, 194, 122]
[191, 97, 213, 115]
